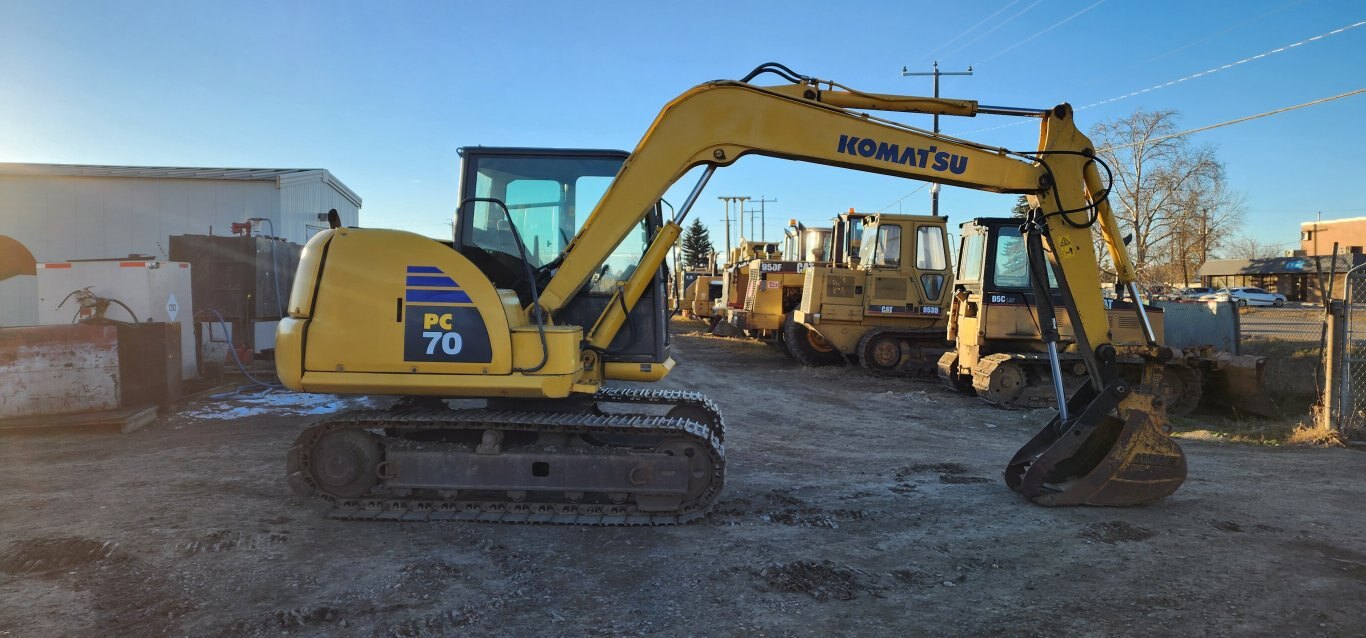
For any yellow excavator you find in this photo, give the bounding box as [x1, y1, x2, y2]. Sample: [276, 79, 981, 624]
[277, 63, 1185, 521]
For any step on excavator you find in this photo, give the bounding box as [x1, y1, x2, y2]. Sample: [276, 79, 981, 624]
[277, 63, 1186, 521]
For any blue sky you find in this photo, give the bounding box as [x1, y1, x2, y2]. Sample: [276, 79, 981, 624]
[2, 0, 1363, 256]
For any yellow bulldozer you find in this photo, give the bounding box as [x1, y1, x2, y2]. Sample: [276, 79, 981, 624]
[785, 211, 953, 374]
[711, 219, 840, 340]
[710, 240, 792, 338]
[277, 63, 1188, 520]
[671, 251, 721, 321]
[937, 217, 1267, 417]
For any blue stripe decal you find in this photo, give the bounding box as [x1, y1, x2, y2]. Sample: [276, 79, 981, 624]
[406, 289, 472, 303]
[406, 275, 460, 288]
[406, 265, 442, 274]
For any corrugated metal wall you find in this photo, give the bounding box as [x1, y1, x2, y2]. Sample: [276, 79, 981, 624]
[0, 172, 360, 327]
[278, 172, 361, 241]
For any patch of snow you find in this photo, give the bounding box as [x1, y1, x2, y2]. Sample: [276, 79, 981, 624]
[180, 389, 375, 421]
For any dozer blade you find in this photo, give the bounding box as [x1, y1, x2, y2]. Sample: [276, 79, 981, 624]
[1204, 352, 1275, 416]
[1006, 394, 1187, 507]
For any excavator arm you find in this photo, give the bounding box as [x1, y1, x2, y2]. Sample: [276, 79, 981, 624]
[552, 66, 1182, 506]
[540, 80, 1050, 316]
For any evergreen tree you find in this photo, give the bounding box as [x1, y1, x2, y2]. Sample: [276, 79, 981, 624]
[1011, 195, 1031, 217]
[680, 218, 714, 269]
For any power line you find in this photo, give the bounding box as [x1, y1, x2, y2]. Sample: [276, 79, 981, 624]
[940, 0, 1044, 60]
[964, 18, 1366, 134]
[1100, 88, 1366, 151]
[914, 0, 1021, 65]
[980, 0, 1107, 64]
[1082, 19, 1366, 111]
[1138, 0, 1305, 65]
[875, 183, 929, 214]
[876, 89, 1364, 213]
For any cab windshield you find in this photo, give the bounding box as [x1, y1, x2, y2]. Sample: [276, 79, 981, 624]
[859, 222, 902, 268]
[991, 225, 1058, 289]
[458, 150, 647, 293]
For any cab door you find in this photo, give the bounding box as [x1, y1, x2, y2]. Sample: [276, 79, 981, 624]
[911, 221, 950, 310]
[864, 222, 911, 315]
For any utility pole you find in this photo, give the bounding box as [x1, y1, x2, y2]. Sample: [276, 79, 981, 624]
[718, 197, 734, 264]
[718, 196, 750, 263]
[745, 208, 760, 242]
[901, 61, 973, 217]
[751, 196, 777, 241]
[735, 196, 750, 242]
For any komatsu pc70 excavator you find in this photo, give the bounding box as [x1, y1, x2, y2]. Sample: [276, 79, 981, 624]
[277, 63, 1186, 523]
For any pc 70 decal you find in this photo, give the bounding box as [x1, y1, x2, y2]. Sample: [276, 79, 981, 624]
[403, 305, 493, 363]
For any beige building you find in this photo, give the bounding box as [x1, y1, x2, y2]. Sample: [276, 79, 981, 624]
[1301, 217, 1366, 256]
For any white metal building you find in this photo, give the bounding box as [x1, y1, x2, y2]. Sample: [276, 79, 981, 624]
[0, 163, 361, 327]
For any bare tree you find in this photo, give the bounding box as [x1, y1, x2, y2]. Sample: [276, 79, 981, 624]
[1089, 109, 1241, 285]
[1221, 234, 1283, 260]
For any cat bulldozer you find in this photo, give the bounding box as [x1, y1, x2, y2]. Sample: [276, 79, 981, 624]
[277, 63, 1188, 521]
[671, 251, 721, 320]
[713, 219, 836, 341]
[937, 217, 1267, 416]
[786, 211, 954, 374]
[710, 240, 795, 338]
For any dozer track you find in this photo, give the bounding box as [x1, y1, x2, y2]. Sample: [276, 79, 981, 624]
[967, 352, 1202, 416]
[287, 389, 725, 525]
[856, 327, 952, 379]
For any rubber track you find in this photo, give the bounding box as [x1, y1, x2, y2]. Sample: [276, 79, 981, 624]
[593, 386, 725, 442]
[287, 406, 725, 526]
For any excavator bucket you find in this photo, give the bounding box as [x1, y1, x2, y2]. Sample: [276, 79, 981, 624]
[1006, 387, 1187, 506]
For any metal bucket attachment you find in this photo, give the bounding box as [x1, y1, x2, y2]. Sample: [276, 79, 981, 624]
[1204, 352, 1273, 416]
[1006, 408, 1187, 506]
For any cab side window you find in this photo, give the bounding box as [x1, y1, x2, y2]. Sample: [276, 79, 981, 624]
[958, 232, 984, 282]
[871, 225, 901, 268]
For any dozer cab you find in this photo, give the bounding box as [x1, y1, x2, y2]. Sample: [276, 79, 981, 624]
[937, 217, 1267, 416]
[787, 211, 954, 374]
[278, 63, 1188, 518]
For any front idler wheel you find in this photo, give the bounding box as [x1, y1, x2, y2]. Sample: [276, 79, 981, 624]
[309, 429, 382, 498]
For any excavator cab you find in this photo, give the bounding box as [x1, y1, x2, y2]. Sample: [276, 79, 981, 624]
[453, 147, 671, 370]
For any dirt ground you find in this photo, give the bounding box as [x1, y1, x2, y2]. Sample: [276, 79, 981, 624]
[2, 320, 1365, 637]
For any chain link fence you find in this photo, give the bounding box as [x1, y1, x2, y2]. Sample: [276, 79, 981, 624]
[1339, 269, 1366, 435]
[1238, 305, 1325, 343]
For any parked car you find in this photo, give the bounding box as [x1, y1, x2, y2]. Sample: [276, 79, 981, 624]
[1180, 287, 1213, 299]
[1198, 287, 1287, 307]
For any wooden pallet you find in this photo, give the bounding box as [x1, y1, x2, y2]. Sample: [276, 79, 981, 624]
[0, 405, 158, 434]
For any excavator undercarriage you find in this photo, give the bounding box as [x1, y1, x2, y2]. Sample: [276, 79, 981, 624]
[288, 389, 725, 524]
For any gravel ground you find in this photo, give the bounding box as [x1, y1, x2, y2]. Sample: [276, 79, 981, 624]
[1, 320, 1364, 637]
